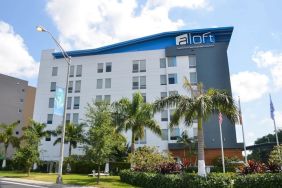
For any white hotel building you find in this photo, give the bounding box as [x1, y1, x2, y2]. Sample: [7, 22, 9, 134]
[34, 27, 243, 164]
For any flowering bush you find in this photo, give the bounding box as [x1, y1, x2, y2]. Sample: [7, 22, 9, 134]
[129, 146, 174, 172]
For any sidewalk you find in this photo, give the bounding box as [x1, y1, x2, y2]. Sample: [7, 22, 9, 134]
[0, 177, 97, 188]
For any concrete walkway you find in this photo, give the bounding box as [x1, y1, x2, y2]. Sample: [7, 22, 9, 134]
[0, 177, 97, 188]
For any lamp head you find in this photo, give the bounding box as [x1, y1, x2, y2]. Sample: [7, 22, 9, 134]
[36, 26, 47, 32]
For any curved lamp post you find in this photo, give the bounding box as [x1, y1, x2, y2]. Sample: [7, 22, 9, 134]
[36, 26, 70, 184]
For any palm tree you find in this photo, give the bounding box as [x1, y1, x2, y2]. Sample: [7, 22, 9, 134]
[23, 120, 49, 144]
[177, 130, 197, 166]
[0, 122, 20, 168]
[154, 77, 238, 176]
[112, 92, 161, 154]
[53, 122, 86, 156]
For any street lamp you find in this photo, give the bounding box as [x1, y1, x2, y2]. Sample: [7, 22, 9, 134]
[36, 25, 70, 184]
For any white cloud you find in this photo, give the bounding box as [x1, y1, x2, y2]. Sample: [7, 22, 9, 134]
[0, 21, 39, 79]
[252, 50, 282, 89]
[231, 71, 269, 102]
[46, 0, 211, 50]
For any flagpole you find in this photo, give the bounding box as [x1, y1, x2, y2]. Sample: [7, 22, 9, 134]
[238, 97, 247, 164]
[269, 94, 280, 159]
[219, 112, 225, 173]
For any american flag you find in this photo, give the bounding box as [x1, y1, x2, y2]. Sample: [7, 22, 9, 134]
[270, 94, 275, 120]
[219, 112, 223, 125]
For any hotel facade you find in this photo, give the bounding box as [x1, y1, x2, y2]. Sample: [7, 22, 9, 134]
[34, 27, 243, 164]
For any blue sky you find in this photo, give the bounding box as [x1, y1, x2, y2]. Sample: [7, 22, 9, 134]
[0, 0, 281, 146]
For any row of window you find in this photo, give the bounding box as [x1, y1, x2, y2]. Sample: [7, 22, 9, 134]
[98, 62, 112, 73]
[135, 128, 181, 144]
[52, 56, 196, 78]
[47, 113, 79, 125]
[51, 65, 83, 77]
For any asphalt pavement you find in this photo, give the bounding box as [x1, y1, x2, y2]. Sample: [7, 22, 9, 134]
[0, 179, 97, 188]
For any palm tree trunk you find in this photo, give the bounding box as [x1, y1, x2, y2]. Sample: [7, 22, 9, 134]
[131, 131, 135, 154]
[197, 118, 206, 177]
[2, 145, 8, 168]
[69, 142, 72, 156]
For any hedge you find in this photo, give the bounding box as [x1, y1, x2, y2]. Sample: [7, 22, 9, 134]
[120, 170, 282, 188]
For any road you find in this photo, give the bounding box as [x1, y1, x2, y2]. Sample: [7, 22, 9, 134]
[0, 180, 59, 188]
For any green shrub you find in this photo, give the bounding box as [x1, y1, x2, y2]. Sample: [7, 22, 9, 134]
[120, 170, 282, 188]
[120, 170, 234, 188]
[234, 173, 282, 188]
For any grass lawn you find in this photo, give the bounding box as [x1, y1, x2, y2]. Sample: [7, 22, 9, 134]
[0, 171, 135, 188]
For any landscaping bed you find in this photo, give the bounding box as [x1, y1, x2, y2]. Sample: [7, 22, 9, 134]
[120, 170, 282, 188]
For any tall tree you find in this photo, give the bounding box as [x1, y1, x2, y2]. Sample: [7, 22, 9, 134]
[23, 120, 49, 148]
[53, 122, 86, 156]
[13, 128, 40, 176]
[0, 122, 20, 168]
[154, 77, 238, 176]
[85, 101, 126, 184]
[112, 92, 161, 154]
[177, 130, 197, 166]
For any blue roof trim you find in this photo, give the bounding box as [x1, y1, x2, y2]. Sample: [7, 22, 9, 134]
[53, 26, 233, 59]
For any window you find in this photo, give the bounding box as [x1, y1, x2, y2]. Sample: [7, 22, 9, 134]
[161, 129, 168, 140]
[132, 61, 139, 73]
[67, 97, 72, 109]
[140, 76, 146, 89]
[97, 79, 103, 89]
[161, 110, 168, 121]
[160, 75, 167, 85]
[66, 113, 71, 124]
[105, 78, 111, 89]
[16, 131, 19, 135]
[170, 128, 180, 140]
[73, 113, 79, 124]
[169, 91, 178, 96]
[18, 108, 22, 113]
[73, 96, 80, 109]
[49, 98, 54, 108]
[52, 67, 58, 76]
[76, 65, 82, 77]
[50, 82, 56, 92]
[141, 93, 146, 103]
[133, 60, 146, 72]
[47, 114, 53, 124]
[161, 92, 167, 99]
[68, 81, 73, 93]
[168, 74, 177, 84]
[106, 62, 112, 72]
[160, 58, 166, 68]
[189, 55, 196, 68]
[132, 76, 139, 89]
[97, 63, 103, 73]
[20, 98, 24, 103]
[75, 80, 81, 93]
[190, 72, 197, 84]
[69, 65, 74, 77]
[45, 135, 51, 141]
[168, 57, 176, 67]
[170, 109, 175, 121]
[96, 95, 103, 103]
[104, 95, 111, 103]
[140, 60, 146, 72]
